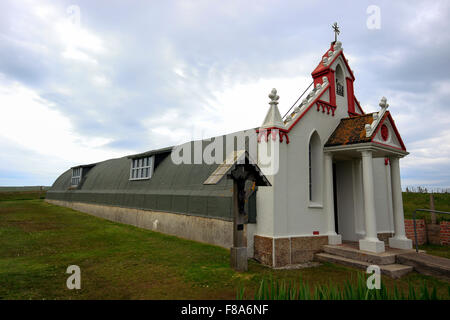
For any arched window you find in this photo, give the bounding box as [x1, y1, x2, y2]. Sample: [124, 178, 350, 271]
[309, 131, 322, 203]
[335, 64, 345, 97]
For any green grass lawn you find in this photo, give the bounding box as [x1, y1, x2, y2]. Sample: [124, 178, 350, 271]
[0, 190, 46, 201]
[0, 197, 449, 300]
[419, 244, 450, 260]
[403, 192, 450, 222]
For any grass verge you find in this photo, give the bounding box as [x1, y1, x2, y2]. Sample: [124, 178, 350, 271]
[0, 198, 449, 299]
[402, 192, 450, 222]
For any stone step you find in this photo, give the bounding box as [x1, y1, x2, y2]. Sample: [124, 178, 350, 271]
[322, 245, 398, 265]
[315, 253, 413, 279]
[396, 252, 450, 282]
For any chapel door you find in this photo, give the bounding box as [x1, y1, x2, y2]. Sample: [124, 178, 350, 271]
[334, 161, 358, 241]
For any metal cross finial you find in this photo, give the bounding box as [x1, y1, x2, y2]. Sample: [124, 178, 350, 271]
[332, 22, 340, 42]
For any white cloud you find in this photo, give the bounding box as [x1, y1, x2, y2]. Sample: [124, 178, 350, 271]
[402, 1, 450, 46]
[0, 77, 128, 184]
[0, 0, 449, 188]
[204, 75, 311, 135]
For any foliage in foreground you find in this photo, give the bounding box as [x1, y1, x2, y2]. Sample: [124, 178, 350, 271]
[237, 273, 448, 300]
[1, 198, 449, 299]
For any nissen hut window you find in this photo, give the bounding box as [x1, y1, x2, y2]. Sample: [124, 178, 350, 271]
[130, 156, 154, 180]
[71, 167, 82, 186]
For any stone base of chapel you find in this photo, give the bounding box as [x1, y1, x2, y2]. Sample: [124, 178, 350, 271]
[253, 235, 328, 268]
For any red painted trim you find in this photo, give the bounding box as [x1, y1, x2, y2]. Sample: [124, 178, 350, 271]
[312, 69, 330, 78]
[312, 49, 355, 81]
[381, 124, 389, 141]
[256, 127, 290, 144]
[313, 76, 323, 87]
[329, 70, 336, 106]
[370, 111, 406, 151]
[385, 112, 407, 151]
[313, 231, 319, 235]
[287, 103, 315, 132]
[270, 130, 277, 141]
[280, 131, 289, 144]
[316, 100, 336, 116]
[370, 115, 388, 141]
[340, 52, 356, 80]
[354, 97, 365, 114]
[372, 141, 406, 152]
[346, 77, 355, 114]
[286, 83, 331, 132]
[370, 112, 388, 140]
[256, 126, 288, 133]
[288, 46, 361, 134]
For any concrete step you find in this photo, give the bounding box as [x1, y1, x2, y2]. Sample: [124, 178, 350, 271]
[323, 244, 401, 265]
[315, 253, 413, 279]
[396, 252, 450, 281]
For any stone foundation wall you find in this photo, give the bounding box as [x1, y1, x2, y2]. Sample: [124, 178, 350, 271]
[377, 232, 394, 243]
[46, 199, 233, 249]
[254, 235, 273, 266]
[254, 235, 328, 268]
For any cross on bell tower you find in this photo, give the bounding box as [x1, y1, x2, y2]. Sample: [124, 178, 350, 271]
[332, 22, 340, 43]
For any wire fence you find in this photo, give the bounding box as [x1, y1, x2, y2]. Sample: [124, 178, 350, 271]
[404, 186, 450, 193]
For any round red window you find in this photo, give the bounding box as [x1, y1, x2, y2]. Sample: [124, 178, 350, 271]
[381, 124, 389, 141]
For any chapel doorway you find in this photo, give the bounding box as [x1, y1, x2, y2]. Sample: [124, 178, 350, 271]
[333, 160, 358, 241]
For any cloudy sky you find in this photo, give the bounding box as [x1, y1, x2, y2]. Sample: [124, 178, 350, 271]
[0, 0, 449, 188]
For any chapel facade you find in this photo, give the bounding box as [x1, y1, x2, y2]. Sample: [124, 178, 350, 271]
[252, 40, 412, 267]
[47, 39, 412, 268]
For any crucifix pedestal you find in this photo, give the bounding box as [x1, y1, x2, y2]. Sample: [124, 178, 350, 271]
[230, 176, 248, 271]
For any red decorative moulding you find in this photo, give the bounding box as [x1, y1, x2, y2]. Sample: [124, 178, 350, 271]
[316, 100, 336, 116]
[381, 124, 389, 141]
[256, 127, 290, 144]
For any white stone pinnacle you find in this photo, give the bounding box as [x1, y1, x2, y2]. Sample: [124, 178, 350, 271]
[261, 88, 285, 129]
[379, 96, 389, 109]
[366, 96, 390, 138]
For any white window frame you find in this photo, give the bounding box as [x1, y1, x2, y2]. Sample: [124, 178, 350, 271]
[129, 156, 154, 180]
[71, 167, 83, 186]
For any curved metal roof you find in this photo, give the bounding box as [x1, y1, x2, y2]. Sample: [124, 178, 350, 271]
[47, 130, 258, 220]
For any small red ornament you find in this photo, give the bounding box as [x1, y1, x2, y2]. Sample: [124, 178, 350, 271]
[381, 124, 389, 141]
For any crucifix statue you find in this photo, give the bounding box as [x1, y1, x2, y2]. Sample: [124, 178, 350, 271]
[332, 22, 340, 43]
[228, 160, 270, 272]
[203, 150, 271, 272]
